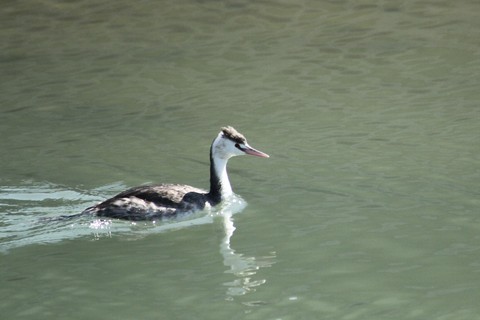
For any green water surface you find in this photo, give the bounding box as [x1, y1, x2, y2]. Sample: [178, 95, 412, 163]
[1, 0, 479, 319]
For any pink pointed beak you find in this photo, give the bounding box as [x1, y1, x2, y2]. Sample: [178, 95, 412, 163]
[244, 145, 269, 158]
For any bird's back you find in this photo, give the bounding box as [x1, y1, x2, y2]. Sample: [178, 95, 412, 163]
[85, 184, 209, 221]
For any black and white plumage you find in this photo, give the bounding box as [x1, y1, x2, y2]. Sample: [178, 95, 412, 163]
[82, 126, 269, 221]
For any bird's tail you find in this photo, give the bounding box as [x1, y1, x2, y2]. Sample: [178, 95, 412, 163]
[39, 206, 97, 222]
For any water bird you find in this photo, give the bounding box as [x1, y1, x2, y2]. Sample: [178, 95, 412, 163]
[82, 126, 269, 221]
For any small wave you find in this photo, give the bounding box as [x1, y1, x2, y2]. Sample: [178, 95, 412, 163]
[0, 182, 246, 253]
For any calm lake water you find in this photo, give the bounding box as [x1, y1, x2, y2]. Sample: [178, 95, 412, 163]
[1, 0, 479, 319]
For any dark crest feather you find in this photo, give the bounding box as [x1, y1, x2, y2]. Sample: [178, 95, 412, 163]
[221, 126, 246, 144]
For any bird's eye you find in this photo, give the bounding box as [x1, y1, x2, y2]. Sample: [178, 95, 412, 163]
[235, 143, 244, 151]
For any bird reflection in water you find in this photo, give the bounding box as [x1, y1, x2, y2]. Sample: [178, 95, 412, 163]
[216, 204, 276, 299]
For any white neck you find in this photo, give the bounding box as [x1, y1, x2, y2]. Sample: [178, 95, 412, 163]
[213, 156, 233, 197]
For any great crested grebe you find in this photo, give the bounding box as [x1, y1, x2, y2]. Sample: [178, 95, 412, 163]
[82, 126, 269, 221]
